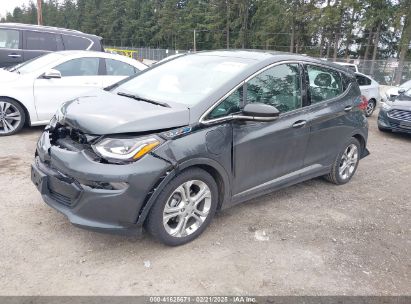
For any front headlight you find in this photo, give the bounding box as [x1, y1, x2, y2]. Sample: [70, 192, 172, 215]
[382, 102, 392, 111]
[92, 136, 163, 163]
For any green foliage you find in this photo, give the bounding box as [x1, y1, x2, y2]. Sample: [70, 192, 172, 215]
[1, 0, 409, 60]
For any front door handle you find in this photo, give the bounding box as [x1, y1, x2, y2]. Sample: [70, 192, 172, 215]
[8, 53, 21, 58]
[344, 105, 353, 112]
[292, 120, 307, 128]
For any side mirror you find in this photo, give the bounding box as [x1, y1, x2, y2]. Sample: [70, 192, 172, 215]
[42, 69, 62, 79]
[238, 103, 280, 121]
[398, 88, 406, 94]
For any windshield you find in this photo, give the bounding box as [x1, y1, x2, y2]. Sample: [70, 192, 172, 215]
[404, 89, 411, 98]
[400, 79, 411, 90]
[113, 54, 253, 106]
[15, 53, 64, 74]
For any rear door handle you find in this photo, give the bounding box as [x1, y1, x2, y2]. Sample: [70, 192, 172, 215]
[344, 105, 353, 112]
[292, 120, 307, 128]
[8, 53, 21, 58]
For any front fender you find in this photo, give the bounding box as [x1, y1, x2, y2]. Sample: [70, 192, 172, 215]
[135, 156, 232, 226]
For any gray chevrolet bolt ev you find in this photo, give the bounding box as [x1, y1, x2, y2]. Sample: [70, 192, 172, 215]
[31, 51, 369, 246]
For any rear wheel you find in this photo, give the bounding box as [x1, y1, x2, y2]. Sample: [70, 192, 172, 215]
[365, 99, 376, 117]
[145, 168, 218, 246]
[325, 138, 361, 185]
[0, 98, 25, 136]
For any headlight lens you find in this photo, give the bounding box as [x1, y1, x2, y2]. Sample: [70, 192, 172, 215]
[382, 102, 392, 111]
[92, 136, 162, 163]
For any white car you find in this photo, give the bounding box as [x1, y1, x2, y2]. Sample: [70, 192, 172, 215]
[355, 72, 380, 117]
[335, 62, 359, 73]
[0, 50, 147, 135]
[385, 79, 411, 101]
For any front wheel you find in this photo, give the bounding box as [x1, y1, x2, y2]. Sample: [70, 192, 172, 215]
[145, 168, 218, 246]
[325, 138, 361, 185]
[0, 98, 25, 136]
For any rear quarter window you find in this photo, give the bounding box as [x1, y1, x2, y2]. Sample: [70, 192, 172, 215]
[356, 74, 372, 86]
[62, 35, 91, 50]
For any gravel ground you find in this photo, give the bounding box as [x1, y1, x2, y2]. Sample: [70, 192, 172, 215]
[0, 114, 410, 296]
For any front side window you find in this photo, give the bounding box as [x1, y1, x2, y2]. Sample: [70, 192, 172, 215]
[307, 65, 343, 104]
[26, 31, 57, 51]
[0, 29, 20, 49]
[105, 59, 136, 76]
[207, 86, 243, 119]
[246, 63, 302, 113]
[54, 57, 99, 77]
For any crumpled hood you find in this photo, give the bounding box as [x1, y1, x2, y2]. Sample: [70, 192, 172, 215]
[58, 89, 190, 135]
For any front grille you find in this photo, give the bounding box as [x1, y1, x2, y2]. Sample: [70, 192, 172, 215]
[388, 109, 411, 122]
[49, 189, 74, 207]
[48, 124, 102, 162]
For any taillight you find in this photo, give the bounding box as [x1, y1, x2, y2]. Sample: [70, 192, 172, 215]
[358, 95, 368, 110]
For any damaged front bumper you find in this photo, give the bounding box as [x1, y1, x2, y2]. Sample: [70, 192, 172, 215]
[31, 130, 172, 236]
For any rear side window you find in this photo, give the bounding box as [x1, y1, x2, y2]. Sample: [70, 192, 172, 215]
[105, 59, 136, 76]
[25, 31, 57, 51]
[53, 57, 99, 77]
[0, 29, 20, 49]
[62, 35, 91, 50]
[356, 74, 371, 86]
[306, 65, 343, 104]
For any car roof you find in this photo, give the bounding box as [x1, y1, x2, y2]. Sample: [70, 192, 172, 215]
[185, 50, 350, 73]
[0, 23, 102, 39]
[336, 62, 357, 66]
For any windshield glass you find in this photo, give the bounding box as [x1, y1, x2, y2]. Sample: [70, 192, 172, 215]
[400, 79, 411, 90]
[404, 89, 411, 98]
[113, 54, 253, 106]
[16, 53, 64, 74]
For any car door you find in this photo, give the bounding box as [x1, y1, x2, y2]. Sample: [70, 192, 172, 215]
[230, 62, 311, 196]
[0, 28, 23, 67]
[303, 64, 358, 167]
[101, 58, 139, 87]
[33, 57, 103, 121]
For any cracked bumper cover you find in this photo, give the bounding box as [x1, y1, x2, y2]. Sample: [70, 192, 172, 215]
[31, 131, 172, 235]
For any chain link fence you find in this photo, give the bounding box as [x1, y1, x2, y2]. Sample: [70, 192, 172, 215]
[104, 38, 411, 86]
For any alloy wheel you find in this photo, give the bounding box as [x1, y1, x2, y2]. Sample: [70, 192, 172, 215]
[365, 101, 375, 116]
[163, 180, 212, 238]
[338, 144, 359, 180]
[0, 101, 22, 135]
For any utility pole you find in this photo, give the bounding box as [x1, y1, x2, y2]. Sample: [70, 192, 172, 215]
[37, 0, 43, 25]
[193, 29, 196, 52]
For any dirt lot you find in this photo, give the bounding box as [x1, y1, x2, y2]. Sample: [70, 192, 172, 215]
[0, 114, 410, 296]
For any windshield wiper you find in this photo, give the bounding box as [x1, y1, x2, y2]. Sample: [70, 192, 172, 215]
[117, 92, 170, 108]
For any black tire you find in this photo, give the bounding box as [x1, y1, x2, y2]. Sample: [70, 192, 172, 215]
[365, 99, 376, 117]
[145, 168, 218, 246]
[324, 137, 361, 185]
[0, 98, 26, 136]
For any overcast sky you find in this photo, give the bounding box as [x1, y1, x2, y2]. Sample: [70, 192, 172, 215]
[0, 0, 33, 19]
